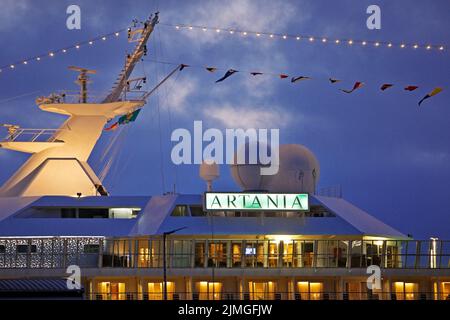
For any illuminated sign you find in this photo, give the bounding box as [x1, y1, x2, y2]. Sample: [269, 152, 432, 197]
[204, 192, 309, 211]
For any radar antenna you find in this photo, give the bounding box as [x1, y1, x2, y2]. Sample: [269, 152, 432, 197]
[68, 66, 97, 103]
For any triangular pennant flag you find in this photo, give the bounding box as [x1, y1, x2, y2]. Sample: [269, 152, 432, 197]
[404, 85, 418, 91]
[418, 87, 443, 106]
[104, 122, 119, 131]
[215, 69, 238, 83]
[206, 67, 217, 73]
[340, 82, 364, 94]
[279, 74, 289, 79]
[250, 72, 263, 76]
[291, 76, 311, 83]
[179, 64, 189, 71]
[329, 78, 341, 84]
[118, 108, 141, 125]
[380, 84, 393, 91]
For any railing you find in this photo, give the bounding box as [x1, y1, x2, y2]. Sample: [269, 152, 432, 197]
[1, 128, 65, 143]
[85, 291, 450, 301]
[1, 238, 449, 269]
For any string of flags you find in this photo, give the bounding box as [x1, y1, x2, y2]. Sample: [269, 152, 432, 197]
[143, 60, 445, 108]
[105, 108, 141, 131]
[160, 23, 447, 53]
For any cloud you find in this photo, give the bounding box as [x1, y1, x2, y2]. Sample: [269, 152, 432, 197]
[204, 103, 293, 129]
[163, 76, 198, 113]
[0, 0, 29, 31]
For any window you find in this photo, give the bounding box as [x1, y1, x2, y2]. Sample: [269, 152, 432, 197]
[98, 282, 126, 300]
[171, 205, 188, 216]
[248, 281, 276, 300]
[197, 281, 222, 300]
[61, 208, 76, 218]
[108, 208, 139, 219]
[208, 242, 227, 267]
[195, 242, 205, 267]
[79, 208, 108, 219]
[297, 281, 323, 300]
[394, 282, 418, 300]
[0, 245, 5, 254]
[84, 244, 100, 254]
[147, 282, 175, 300]
[190, 206, 205, 216]
[16, 244, 37, 254]
[245, 242, 265, 267]
[231, 242, 242, 267]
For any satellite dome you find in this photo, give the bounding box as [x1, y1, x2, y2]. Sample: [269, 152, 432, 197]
[230, 141, 273, 191]
[230, 144, 320, 193]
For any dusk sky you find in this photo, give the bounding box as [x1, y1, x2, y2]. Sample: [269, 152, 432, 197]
[0, 0, 449, 238]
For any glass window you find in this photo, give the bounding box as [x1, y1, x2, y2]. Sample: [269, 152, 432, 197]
[171, 205, 188, 216]
[84, 244, 100, 254]
[231, 242, 242, 267]
[61, 208, 77, 218]
[78, 208, 109, 218]
[195, 242, 205, 267]
[297, 281, 323, 300]
[98, 282, 126, 300]
[147, 282, 174, 300]
[197, 281, 222, 300]
[190, 206, 205, 216]
[268, 242, 278, 267]
[245, 242, 265, 267]
[248, 281, 276, 300]
[208, 242, 227, 267]
[393, 282, 418, 300]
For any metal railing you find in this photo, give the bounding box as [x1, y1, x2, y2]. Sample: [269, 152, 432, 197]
[1, 238, 449, 269]
[2, 128, 65, 143]
[85, 291, 450, 301]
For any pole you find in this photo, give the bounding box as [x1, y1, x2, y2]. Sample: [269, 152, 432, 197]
[163, 232, 167, 300]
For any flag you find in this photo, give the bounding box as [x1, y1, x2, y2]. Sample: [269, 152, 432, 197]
[380, 84, 393, 91]
[279, 74, 289, 79]
[340, 82, 364, 93]
[104, 122, 119, 131]
[291, 76, 311, 83]
[179, 64, 189, 71]
[206, 67, 217, 72]
[418, 87, 443, 106]
[329, 78, 341, 84]
[404, 85, 418, 91]
[250, 72, 263, 76]
[118, 108, 141, 125]
[215, 69, 238, 83]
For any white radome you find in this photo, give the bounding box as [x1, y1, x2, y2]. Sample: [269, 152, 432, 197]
[230, 144, 320, 193]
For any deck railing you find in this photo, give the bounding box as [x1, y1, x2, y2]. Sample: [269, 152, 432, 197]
[1, 238, 449, 269]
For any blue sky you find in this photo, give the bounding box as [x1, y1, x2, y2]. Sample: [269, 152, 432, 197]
[0, 0, 449, 238]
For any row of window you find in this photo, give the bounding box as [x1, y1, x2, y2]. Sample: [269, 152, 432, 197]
[170, 205, 335, 217]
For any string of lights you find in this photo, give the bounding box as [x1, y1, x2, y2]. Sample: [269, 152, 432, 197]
[0, 28, 128, 74]
[159, 22, 447, 53]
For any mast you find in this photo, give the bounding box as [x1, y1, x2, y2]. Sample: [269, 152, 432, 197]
[103, 12, 159, 103]
[0, 12, 161, 198]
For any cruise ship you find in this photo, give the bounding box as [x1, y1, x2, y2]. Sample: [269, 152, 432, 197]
[0, 12, 449, 301]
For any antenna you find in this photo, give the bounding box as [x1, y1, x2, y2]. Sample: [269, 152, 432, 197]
[68, 66, 97, 103]
[200, 160, 220, 192]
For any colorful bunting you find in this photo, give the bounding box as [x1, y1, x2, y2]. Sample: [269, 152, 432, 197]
[291, 76, 311, 83]
[206, 67, 217, 72]
[404, 85, 419, 91]
[250, 72, 263, 76]
[340, 82, 364, 94]
[215, 69, 238, 83]
[118, 109, 141, 124]
[380, 84, 393, 91]
[279, 74, 289, 79]
[179, 64, 189, 71]
[104, 122, 119, 131]
[418, 87, 443, 106]
[329, 78, 341, 84]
